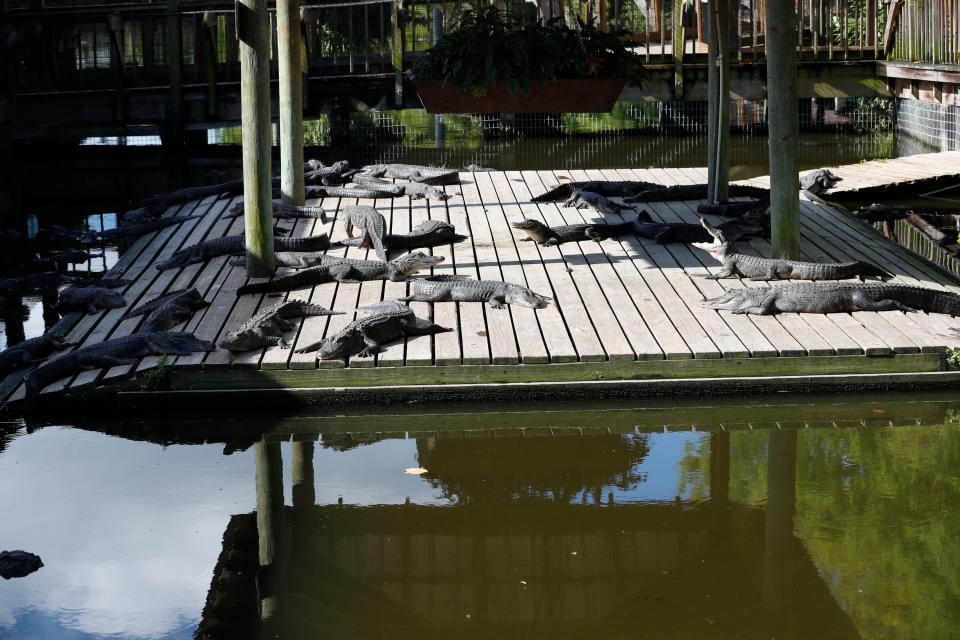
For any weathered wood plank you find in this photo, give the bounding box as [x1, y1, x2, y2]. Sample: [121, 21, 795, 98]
[445, 179, 490, 365]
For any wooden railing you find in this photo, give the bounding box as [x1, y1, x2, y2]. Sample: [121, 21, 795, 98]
[6, 0, 956, 97]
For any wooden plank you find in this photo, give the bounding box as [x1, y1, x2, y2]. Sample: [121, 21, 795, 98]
[487, 172, 578, 363]
[459, 176, 520, 365]
[510, 172, 606, 362]
[474, 171, 551, 364]
[404, 195, 439, 366]
[376, 195, 412, 368]
[528, 170, 634, 361]
[429, 186, 464, 366]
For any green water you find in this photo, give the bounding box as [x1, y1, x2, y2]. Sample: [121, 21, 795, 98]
[2, 393, 960, 639]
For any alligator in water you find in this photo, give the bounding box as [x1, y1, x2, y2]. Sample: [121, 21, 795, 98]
[357, 164, 460, 186]
[0, 272, 77, 297]
[341, 205, 388, 262]
[294, 302, 452, 359]
[96, 215, 203, 242]
[702, 282, 960, 316]
[401, 275, 551, 309]
[219, 300, 342, 352]
[24, 332, 215, 399]
[55, 287, 127, 314]
[0, 550, 43, 580]
[333, 220, 467, 251]
[303, 159, 357, 186]
[223, 201, 327, 221]
[801, 169, 842, 196]
[634, 218, 766, 244]
[0, 334, 73, 375]
[531, 180, 660, 202]
[511, 218, 641, 245]
[155, 233, 330, 271]
[236, 252, 443, 294]
[692, 219, 891, 280]
[564, 189, 636, 215]
[350, 175, 451, 201]
[121, 288, 210, 332]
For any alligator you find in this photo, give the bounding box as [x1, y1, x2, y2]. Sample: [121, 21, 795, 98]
[74, 278, 133, 289]
[303, 159, 357, 186]
[0, 550, 43, 580]
[511, 218, 639, 245]
[634, 218, 766, 244]
[294, 302, 452, 359]
[0, 334, 73, 375]
[357, 163, 460, 186]
[341, 205, 388, 262]
[24, 332, 215, 399]
[801, 168, 842, 195]
[333, 220, 467, 250]
[695, 195, 771, 218]
[564, 189, 637, 215]
[224, 201, 327, 221]
[218, 300, 342, 352]
[464, 164, 495, 172]
[42, 249, 95, 265]
[55, 286, 127, 314]
[531, 180, 659, 202]
[401, 275, 551, 309]
[301, 185, 396, 200]
[624, 184, 771, 203]
[702, 282, 960, 316]
[121, 207, 157, 225]
[855, 203, 908, 223]
[235, 252, 443, 294]
[155, 233, 330, 271]
[351, 174, 451, 200]
[121, 288, 210, 332]
[692, 219, 891, 280]
[96, 215, 203, 242]
[143, 180, 245, 212]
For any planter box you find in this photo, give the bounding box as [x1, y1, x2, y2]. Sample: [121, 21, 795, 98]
[413, 79, 627, 114]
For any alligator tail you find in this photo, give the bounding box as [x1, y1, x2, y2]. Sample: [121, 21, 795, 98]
[237, 267, 332, 295]
[855, 262, 894, 279]
[276, 234, 330, 252]
[531, 185, 571, 202]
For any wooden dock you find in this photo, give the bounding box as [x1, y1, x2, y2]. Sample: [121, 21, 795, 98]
[795, 150, 960, 198]
[5, 159, 960, 409]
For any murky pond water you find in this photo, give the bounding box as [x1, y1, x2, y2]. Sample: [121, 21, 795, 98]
[2, 393, 960, 639]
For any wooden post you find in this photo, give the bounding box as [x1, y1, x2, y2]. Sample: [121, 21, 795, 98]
[239, 0, 276, 276]
[202, 12, 218, 119]
[108, 13, 125, 122]
[254, 441, 285, 629]
[672, 0, 685, 97]
[391, 0, 404, 107]
[277, 0, 305, 206]
[766, 0, 800, 259]
[707, 0, 730, 203]
[165, 0, 182, 130]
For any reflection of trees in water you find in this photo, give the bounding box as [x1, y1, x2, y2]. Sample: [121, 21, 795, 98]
[416, 434, 650, 503]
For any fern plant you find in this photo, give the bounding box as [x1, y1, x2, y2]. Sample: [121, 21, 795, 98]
[412, 5, 644, 97]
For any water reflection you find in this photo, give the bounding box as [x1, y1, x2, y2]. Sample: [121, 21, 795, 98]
[3, 396, 960, 639]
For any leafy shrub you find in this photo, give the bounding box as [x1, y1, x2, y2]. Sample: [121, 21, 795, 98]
[412, 5, 644, 97]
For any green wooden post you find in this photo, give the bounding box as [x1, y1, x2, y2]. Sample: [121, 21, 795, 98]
[165, 0, 182, 130]
[277, 0, 305, 206]
[254, 441, 285, 628]
[672, 0, 685, 98]
[706, 0, 730, 203]
[391, 0, 404, 107]
[765, 0, 800, 259]
[239, 0, 276, 277]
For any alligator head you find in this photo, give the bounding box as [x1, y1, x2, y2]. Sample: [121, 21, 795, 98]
[392, 251, 445, 276]
[505, 286, 552, 309]
[691, 218, 732, 258]
[148, 331, 216, 353]
[511, 219, 550, 242]
[316, 332, 366, 361]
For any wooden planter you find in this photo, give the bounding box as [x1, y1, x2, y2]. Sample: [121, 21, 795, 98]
[413, 79, 627, 114]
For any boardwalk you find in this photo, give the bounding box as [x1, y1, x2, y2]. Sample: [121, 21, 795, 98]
[794, 151, 960, 197]
[5, 158, 960, 408]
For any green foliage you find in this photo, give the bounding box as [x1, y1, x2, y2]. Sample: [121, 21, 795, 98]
[851, 97, 893, 133]
[412, 5, 645, 97]
[139, 355, 172, 392]
[947, 348, 960, 370]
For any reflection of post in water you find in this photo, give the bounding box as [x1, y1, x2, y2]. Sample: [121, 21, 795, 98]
[254, 441, 286, 636]
[763, 428, 797, 625]
[2, 294, 26, 346]
[710, 431, 730, 532]
[291, 440, 315, 511]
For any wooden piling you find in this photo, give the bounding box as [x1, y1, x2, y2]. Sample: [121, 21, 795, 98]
[392, 0, 404, 107]
[706, 0, 730, 204]
[165, 0, 182, 129]
[277, 0, 305, 206]
[239, 0, 276, 276]
[765, 0, 800, 259]
[672, 0, 684, 98]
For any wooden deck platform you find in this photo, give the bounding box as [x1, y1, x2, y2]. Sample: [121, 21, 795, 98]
[5, 160, 960, 409]
[795, 150, 960, 198]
